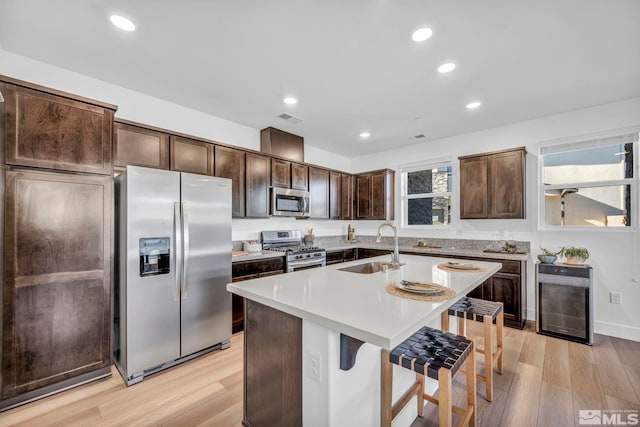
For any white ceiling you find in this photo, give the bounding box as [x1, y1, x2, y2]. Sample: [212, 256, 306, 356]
[1, 0, 639, 156]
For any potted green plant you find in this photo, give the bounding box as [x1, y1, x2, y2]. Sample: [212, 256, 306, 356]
[560, 246, 590, 265]
[538, 247, 560, 264]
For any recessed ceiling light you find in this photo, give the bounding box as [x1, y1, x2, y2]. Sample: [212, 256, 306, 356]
[466, 101, 482, 110]
[110, 15, 135, 32]
[438, 62, 456, 73]
[360, 132, 371, 139]
[283, 97, 297, 105]
[411, 27, 433, 42]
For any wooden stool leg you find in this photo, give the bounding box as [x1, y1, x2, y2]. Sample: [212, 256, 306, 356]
[458, 316, 466, 336]
[497, 308, 504, 375]
[381, 349, 392, 427]
[417, 374, 425, 417]
[438, 367, 452, 427]
[483, 314, 494, 402]
[441, 310, 450, 332]
[466, 346, 477, 427]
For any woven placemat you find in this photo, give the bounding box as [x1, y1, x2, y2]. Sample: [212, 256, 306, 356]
[437, 263, 487, 273]
[385, 283, 456, 302]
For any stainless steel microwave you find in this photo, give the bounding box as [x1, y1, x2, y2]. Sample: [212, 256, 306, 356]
[271, 187, 309, 217]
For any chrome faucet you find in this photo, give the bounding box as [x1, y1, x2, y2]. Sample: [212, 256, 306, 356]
[376, 222, 402, 268]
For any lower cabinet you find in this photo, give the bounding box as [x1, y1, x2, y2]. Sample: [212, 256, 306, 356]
[402, 251, 526, 329]
[326, 248, 356, 265]
[2, 169, 112, 406]
[357, 247, 392, 260]
[231, 257, 284, 333]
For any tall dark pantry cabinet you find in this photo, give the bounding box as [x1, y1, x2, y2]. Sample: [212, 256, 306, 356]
[0, 76, 115, 410]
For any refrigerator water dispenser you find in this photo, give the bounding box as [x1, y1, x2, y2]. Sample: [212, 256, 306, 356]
[139, 237, 170, 276]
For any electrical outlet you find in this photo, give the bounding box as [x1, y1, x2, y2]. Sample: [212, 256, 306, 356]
[610, 292, 622, 304]
[309, 353, 321, 383]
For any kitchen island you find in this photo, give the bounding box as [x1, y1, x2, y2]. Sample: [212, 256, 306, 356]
[227, 254, 501, 427]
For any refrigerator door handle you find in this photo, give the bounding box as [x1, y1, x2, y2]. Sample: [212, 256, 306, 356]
[174, 202, 182, 302]
[181, 202, 190, 299]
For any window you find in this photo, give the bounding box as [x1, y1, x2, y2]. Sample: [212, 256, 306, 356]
[401, 162, 452, 227]
[539, 130, 638, 229]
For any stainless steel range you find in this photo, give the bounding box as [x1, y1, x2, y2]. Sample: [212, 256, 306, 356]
[261, 230, 326, 272]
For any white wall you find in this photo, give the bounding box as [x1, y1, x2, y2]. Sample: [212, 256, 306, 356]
[351, 98, 640, 341]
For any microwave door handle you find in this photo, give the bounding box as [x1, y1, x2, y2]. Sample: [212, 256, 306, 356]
[300, 197, 308, 214]
[173, 202, 182, 302]
[181, 202, 190, 299]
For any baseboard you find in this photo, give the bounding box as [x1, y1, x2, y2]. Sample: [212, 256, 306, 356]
[526, 308, 640, 342]
[594, 321, 640, 342]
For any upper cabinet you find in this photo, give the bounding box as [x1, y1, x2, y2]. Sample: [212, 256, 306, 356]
[341, 174, 354, 220]
[214, 145, 246, 218]
[355, 169, 395, 220]
[169, 135, 214, 175]
[245, 152, 271, 218]
[291, 162, 309, 191]
[309, 166, 330, 219]
[271, 158, 308, 190]
[2, 79, 115, 175]
[459, 147, 526, 219]
[271, 158, 291, 188]
[114, 121, 170, 170]
[329, 171, 341, 219]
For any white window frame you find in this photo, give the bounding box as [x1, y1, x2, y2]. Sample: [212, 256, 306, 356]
[400, 159, 453, 229]
[537, 126, 639, 232]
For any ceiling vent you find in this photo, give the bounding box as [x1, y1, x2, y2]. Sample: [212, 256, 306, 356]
[414, 134, 426, 139]
[277, 112, 304, 124]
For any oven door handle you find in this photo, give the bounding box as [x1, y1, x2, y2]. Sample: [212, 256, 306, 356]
[288, 257, 326, 272]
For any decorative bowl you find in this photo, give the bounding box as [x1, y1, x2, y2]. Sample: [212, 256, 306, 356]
[537, 255, 557, 264]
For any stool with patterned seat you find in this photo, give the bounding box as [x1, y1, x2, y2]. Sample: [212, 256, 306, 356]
[441, 296, 504, 401]
[381, 326, 476, 427]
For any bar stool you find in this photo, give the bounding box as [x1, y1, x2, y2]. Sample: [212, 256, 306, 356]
[441, 297, 503, 401]
[381, 326, 476, 427]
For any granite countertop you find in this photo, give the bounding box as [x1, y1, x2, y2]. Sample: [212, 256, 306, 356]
[231, 237, 530, 263]
[322, 242, 529, 261]
[231, 250, 285, 262]
[227, 254, 501, 349]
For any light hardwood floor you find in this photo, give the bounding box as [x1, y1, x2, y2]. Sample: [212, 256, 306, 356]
[0, 325, 638, 427]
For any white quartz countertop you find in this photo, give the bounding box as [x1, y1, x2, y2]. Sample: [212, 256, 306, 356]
[227, 254, 501, 349]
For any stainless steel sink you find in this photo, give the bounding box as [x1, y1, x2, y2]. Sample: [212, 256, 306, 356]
[338, 261, 395, 274]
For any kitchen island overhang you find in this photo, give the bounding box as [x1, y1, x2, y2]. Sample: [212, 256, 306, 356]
[228, 255, 501, 427]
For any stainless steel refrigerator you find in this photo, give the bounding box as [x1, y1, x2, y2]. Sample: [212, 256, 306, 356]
[114, 166, 232, 385]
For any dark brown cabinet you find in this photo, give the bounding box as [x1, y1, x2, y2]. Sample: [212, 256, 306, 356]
[355, 169, 395, 220]
[114, 121, 170, 170]
[272, 159, 308, 191]
[271, 158, 291, 188]
[2, 169, 112, 401]
[214, 145, 246, 218]
[326, 248, 357, 265]
[309, 166, 330, 219]
[231, 257, 284, 333]
[329, 171, 341, 219]
[3, 81, 115, 175]
[459, 147, 526, 219]
[291, 162, 308, 191]
[169, 136, 213, 175]
[403, 249, 526, 329]
[245, 153, 271, 217]
[341, 174, 354, 220]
